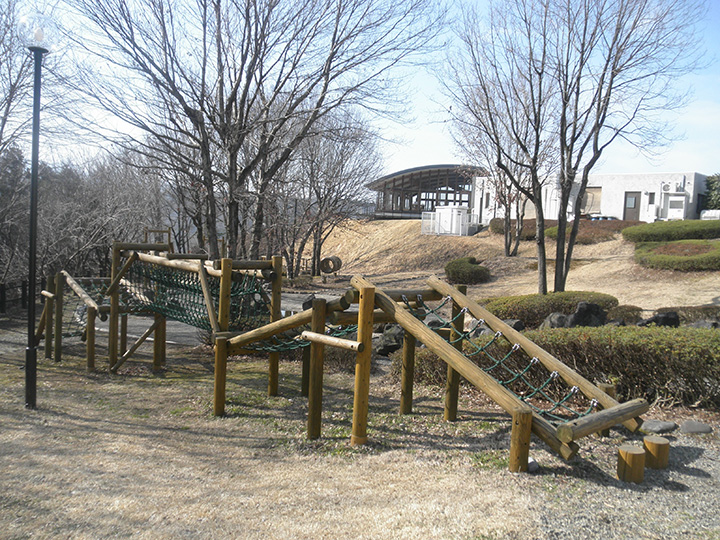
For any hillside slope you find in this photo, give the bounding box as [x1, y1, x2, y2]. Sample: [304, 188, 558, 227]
[321, 219, 720, 310]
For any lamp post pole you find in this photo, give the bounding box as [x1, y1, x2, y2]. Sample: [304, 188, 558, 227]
[19, 13, 55, 410]
[25, 46, 47, 410]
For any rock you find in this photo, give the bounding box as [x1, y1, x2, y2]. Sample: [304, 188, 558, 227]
[686, 319, 720, 329]
[565, 301, 606, 328]
[679, 420, 713, 434]
[374, 324, 405, 356]
[470, 323, 494, 338]
[504, 319, 525, 331]
[301, 294, 316, 311]
[539, 312, 567, 329]
[638, 311, 680, 328]
[642, 419, 678, 434]
[425, 312, 445, 330]
[527, 456, 540, 473]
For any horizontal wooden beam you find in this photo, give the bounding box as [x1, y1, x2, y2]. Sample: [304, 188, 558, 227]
[166, 253, 209, 260]
[211, 259, 274, 271]
[556, 398, 649, 443]
[347, 288, 444, 304]
[115, 242, 171, 252]
[299, 331, 364, 352]
[226, 289, 355, 354]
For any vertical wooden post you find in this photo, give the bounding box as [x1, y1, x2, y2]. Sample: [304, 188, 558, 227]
[86, 306, 96, 371]
[351, 283, 375, 445]
[509, 407, 533, 472]
[153, 313, 166, 372]
[213, 258, 233, 416]
[109, 242, 121, 368]
[120, 314, 128, 356]
[399, 331, 416, 415]
[53, 273, 64, 363]
[44, 278, 54, 360]
[598, 383, 617, 437]
[617, 444, 645, 483]
[218, 258, 232, 331]
[0, 282, 5, 313]
[307, 298, 327, 440]
[214, 337, 228, 416]
[301, 345, 311, 397]
[268, 255, 283, 396]
[444, 284, 466, 422]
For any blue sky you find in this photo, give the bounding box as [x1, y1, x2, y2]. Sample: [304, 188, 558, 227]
[381, 1, 720, 177]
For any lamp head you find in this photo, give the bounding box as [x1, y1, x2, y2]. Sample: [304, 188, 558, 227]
[17, 13, 58, 54]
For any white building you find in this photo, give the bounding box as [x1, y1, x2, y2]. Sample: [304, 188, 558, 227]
[474, 172, 708, 225]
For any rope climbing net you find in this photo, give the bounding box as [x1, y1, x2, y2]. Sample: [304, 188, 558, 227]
[119, 259, 270, 332]
[401, 294, 599, 425]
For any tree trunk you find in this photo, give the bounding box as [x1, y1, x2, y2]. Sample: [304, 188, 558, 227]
[533, 184, 548, 295]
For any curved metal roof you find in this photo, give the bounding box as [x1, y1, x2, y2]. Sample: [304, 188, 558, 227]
[367, 164, 486, 191]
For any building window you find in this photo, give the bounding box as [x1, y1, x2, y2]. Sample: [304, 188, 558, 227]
[648, 192, 655, 205]
[484, 192, 490, 209]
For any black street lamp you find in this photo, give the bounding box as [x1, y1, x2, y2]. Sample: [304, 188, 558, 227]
[18, 14, 57, 409]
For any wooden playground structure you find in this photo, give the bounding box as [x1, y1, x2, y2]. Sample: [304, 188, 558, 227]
[38, 241, 651, 473]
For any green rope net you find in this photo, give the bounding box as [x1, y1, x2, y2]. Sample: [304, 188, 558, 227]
[401, 294, 599, 426]
[119, 259, 270, 332]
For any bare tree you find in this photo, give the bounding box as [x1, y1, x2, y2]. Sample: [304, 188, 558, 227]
[64, 0, 443, 260]
[448, 0, 705, 293]
[447, 1, 557, 293]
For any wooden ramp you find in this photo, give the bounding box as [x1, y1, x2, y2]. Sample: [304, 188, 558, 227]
[362, 275, 649, 465]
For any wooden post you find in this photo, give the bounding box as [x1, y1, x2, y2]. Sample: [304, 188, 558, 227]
[109, 242, 121, 368]
[214, 337, 228, 416]
[120, 314, 128, 356]
[445, 284, 466, 422]
[0, 282, 5, 313]
[153, 313, 166, 372]
[598, 383, 617, 437]
[86, 306, 96, 371]
[399, 331, 416, 415]
[44, 278, 54, 360]
[301, 345, 311, 397]
[307, 298, 327, 440]
[617, 444, 645, 483]
[268, 255, 283, 396]
[53, 273, 64, 363]
[509, 407, 533, 473]
[643, 436, 670, 469]
[218, 258, 233, 331]
[350, 279, 376, 446]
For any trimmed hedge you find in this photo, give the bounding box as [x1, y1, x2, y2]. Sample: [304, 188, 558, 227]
[634, 240, 720, 271]
[479, 291, 619, 329]
[390, 326, 720, 408]
[545, 219, 640, 245]
[444, 257, 491, 284]
[622, 219, 720, 243]
[607, 304, 644, 324]
[488, 218, 557, 241]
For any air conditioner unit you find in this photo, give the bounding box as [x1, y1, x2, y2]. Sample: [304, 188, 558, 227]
[662, 183, 671, 192]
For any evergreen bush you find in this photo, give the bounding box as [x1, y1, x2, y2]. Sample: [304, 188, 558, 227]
[444, 257, 491, 284]
[622, 219, 720, 243]
[480, 291, 619, 328]
[634, 240, 720, 271]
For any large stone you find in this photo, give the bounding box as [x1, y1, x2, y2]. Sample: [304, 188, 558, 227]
[638, 311, 680, 328]
[504, 319, 525, 331]
[642, 419, 678, 434]
[301, 294, 316, 311]
[687, 319, 720, 329]
[374, 324, 405, 356]
[539, 312, 567, 329]
[679, 420, 713, 434]
[565, 301, 606, 328]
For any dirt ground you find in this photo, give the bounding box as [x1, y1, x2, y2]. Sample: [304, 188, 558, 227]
[2, 221, 720, 539]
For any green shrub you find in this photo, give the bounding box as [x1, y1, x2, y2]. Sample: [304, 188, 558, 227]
[545, 219, 640, 245]
[634, 240, 720, 271]
[607, 304, 645, 324]
[444, 257, 491, 284]
[622, 219, 720, 243]
[480, 291, 619, 328]
[655, 304, 720, 323]
[390, 326, 720, 408]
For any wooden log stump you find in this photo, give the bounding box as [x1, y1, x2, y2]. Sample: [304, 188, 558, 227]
[643, 436, 670, 469]
[617, 444, 645, 483]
